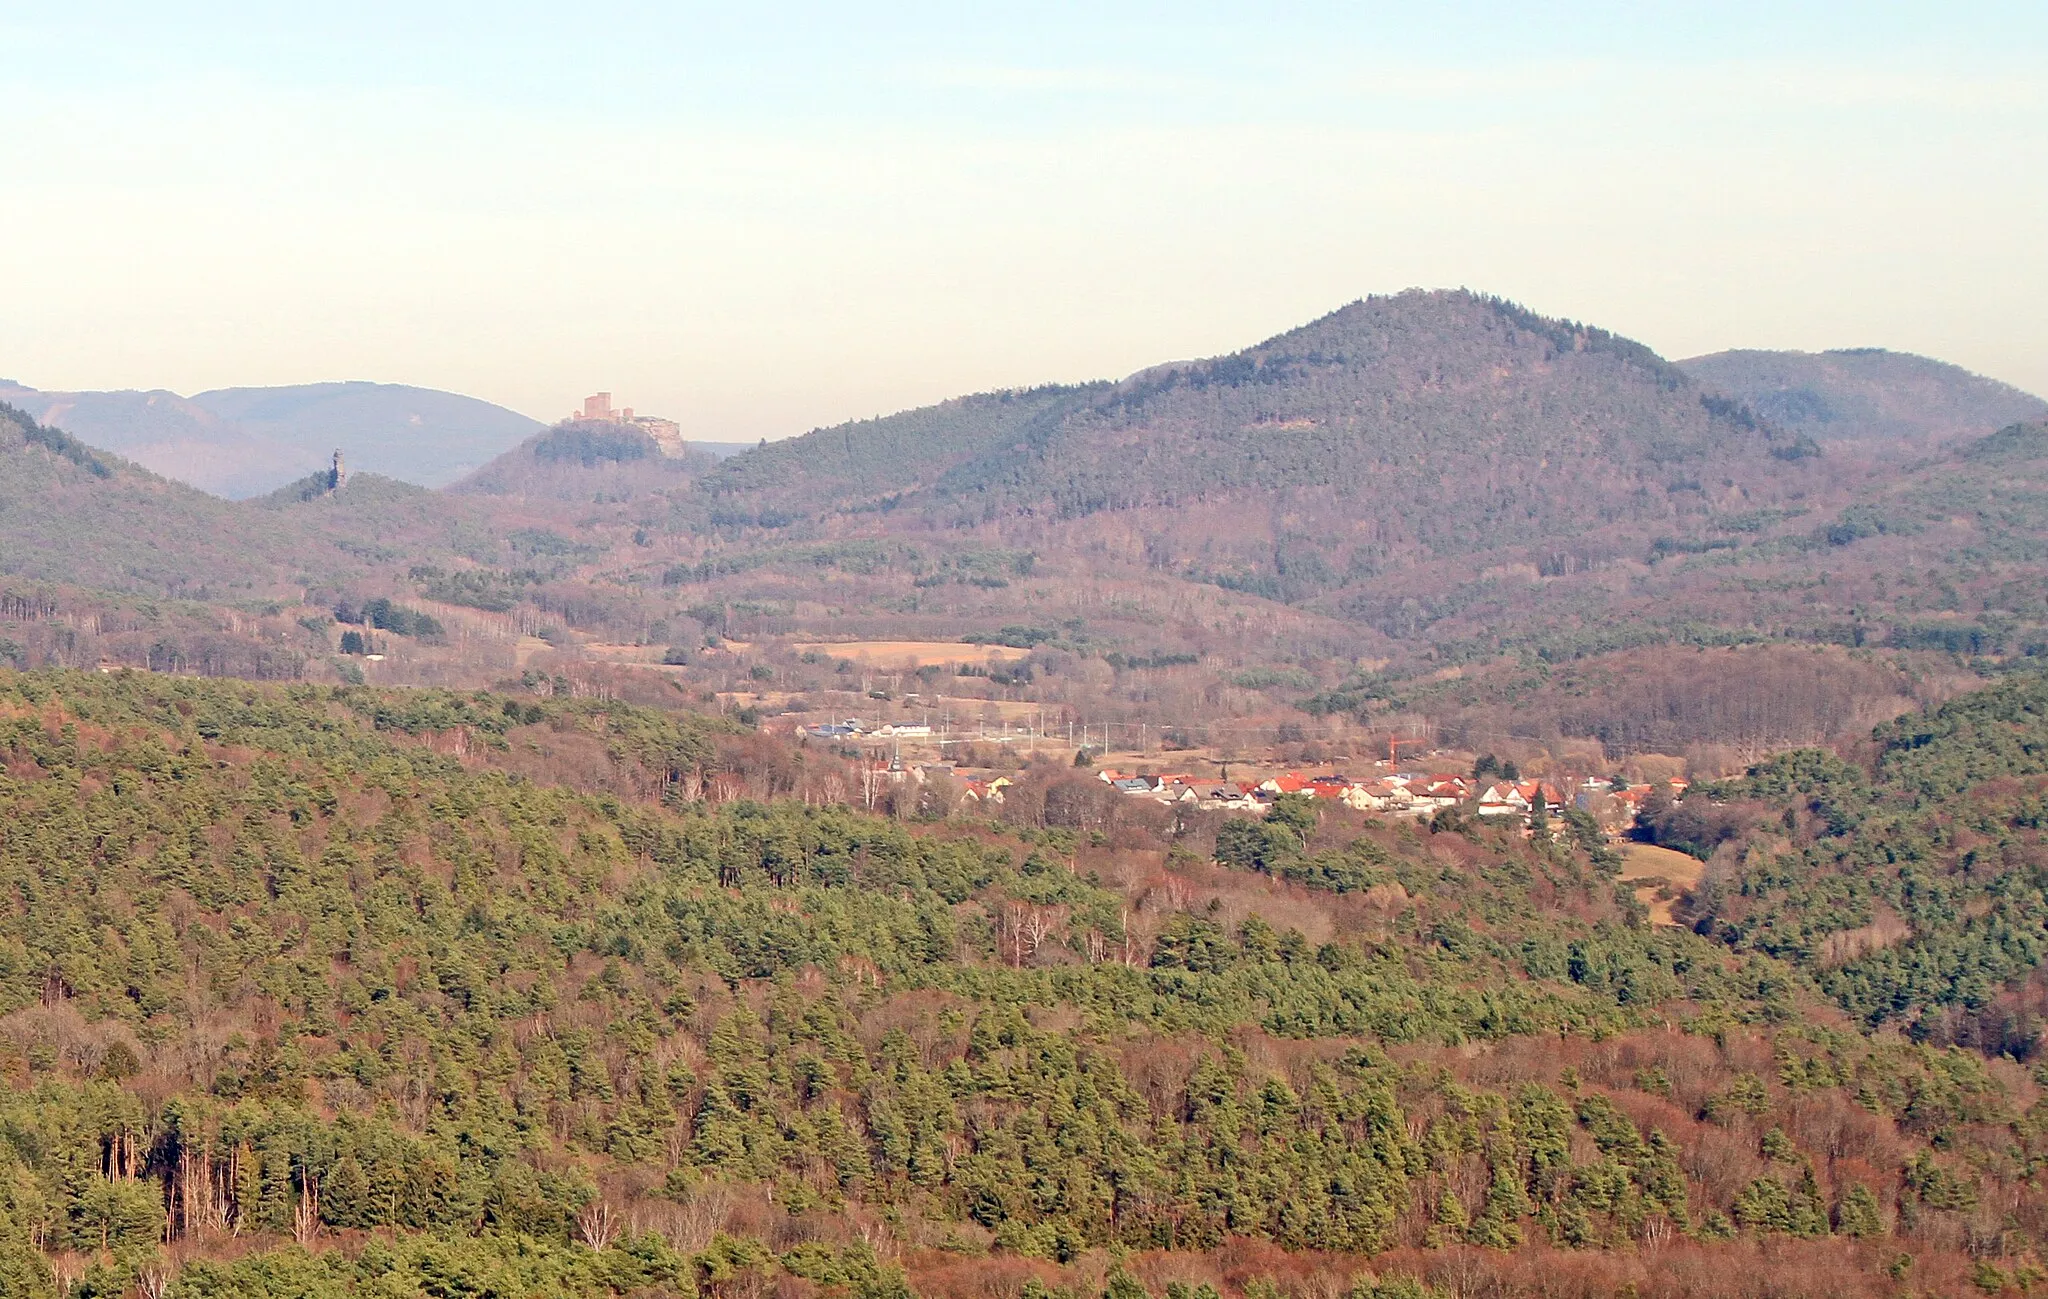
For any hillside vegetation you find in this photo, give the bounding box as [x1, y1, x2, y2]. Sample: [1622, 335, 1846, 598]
[645, 298, 2048, 707]
[0, 402, 290, 600]
[0, 670, 2044, 1296]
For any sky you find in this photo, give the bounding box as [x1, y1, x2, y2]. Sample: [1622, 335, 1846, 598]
[2, 2, 2045, 441]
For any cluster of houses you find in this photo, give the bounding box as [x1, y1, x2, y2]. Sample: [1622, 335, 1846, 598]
[811, 713, 1689, 831]
[805, 720, 932, 740]
[1089, 768, 1685, 829]
[1092, 768, 1472, 814]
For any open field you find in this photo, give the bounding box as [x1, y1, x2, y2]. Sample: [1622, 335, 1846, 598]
[512, 635, 554, 667]
[1618, 841, 1706, 926]
[795, 640, 1031, 667]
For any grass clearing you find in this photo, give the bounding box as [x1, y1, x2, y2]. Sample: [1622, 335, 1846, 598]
[1618, 841, 1705, 927]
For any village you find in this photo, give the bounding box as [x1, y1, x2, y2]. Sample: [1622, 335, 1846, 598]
[802, 715, 1689, 835]
[1088, 766, 1678, 823]
[985, 765, 1681, 833]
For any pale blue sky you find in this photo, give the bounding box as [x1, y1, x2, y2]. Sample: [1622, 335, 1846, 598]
[3, 3, 2044, 439]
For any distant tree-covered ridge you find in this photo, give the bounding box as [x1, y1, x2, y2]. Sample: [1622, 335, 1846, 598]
[1680, 348, 2048, 447]
[657, 293, 2048, 673]
[0, 669, 2041, 1296]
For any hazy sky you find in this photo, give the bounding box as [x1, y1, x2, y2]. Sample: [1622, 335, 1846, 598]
[3, 3, 2044, 440]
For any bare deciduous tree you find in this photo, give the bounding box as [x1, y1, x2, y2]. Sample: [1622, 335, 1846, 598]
[293, 1169, 320, 1246]
[577, 1198, 620, 1250]
[49, 1254, 84, 1298]
[672, 1183, 732, 1251]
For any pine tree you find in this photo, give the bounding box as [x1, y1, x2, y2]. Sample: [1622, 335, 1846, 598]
[1788, 1162, 1830, 1239]
[1835, 1182, 1885, 1238]
[1734, 1176, 1792, 1235]
[324, 1153, 372, 1228]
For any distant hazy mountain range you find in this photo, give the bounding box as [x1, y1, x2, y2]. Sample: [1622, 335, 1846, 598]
[1677, 348, 2047, 447]
[8, 337, 2032, 503]
[0, 379, 752, 498]
[0, 380, 545, 498]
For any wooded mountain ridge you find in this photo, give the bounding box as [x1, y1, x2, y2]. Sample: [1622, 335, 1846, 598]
[637, 292, 2048, 683]
[1, 289, 2044, 761]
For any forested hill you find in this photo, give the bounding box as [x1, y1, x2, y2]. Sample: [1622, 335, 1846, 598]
[697, 291, 1812, 552]
[3, 667, 2048, 1297]
[1680, 348, 2048, 449]
[453, 421, 725, 501]
[0, 401, 291, 600]
[0, 402, 515, 607]
[660, 291, 1934, 656]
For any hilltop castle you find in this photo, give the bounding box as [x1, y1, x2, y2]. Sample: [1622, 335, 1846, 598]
[565, 392, 687, 458]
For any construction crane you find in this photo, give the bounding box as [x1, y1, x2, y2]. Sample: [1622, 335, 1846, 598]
[1386, 735, 1426, 767]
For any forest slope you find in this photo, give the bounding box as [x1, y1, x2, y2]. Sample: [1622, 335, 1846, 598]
[1673, 668, 2048, 1046]
[656, 293, 2048, 671]
[697, 384, 1095, 520]
[0, 670, 2044, 1297]
[637, 292, 1897, 671]
[0, 401, 522, 602]
[0, 401, 299, 600]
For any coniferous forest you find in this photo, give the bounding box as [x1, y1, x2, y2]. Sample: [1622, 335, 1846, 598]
[0, 668, 2043, 1297]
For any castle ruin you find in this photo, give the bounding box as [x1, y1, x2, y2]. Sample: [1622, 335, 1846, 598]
[565, 392, 687, 457]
